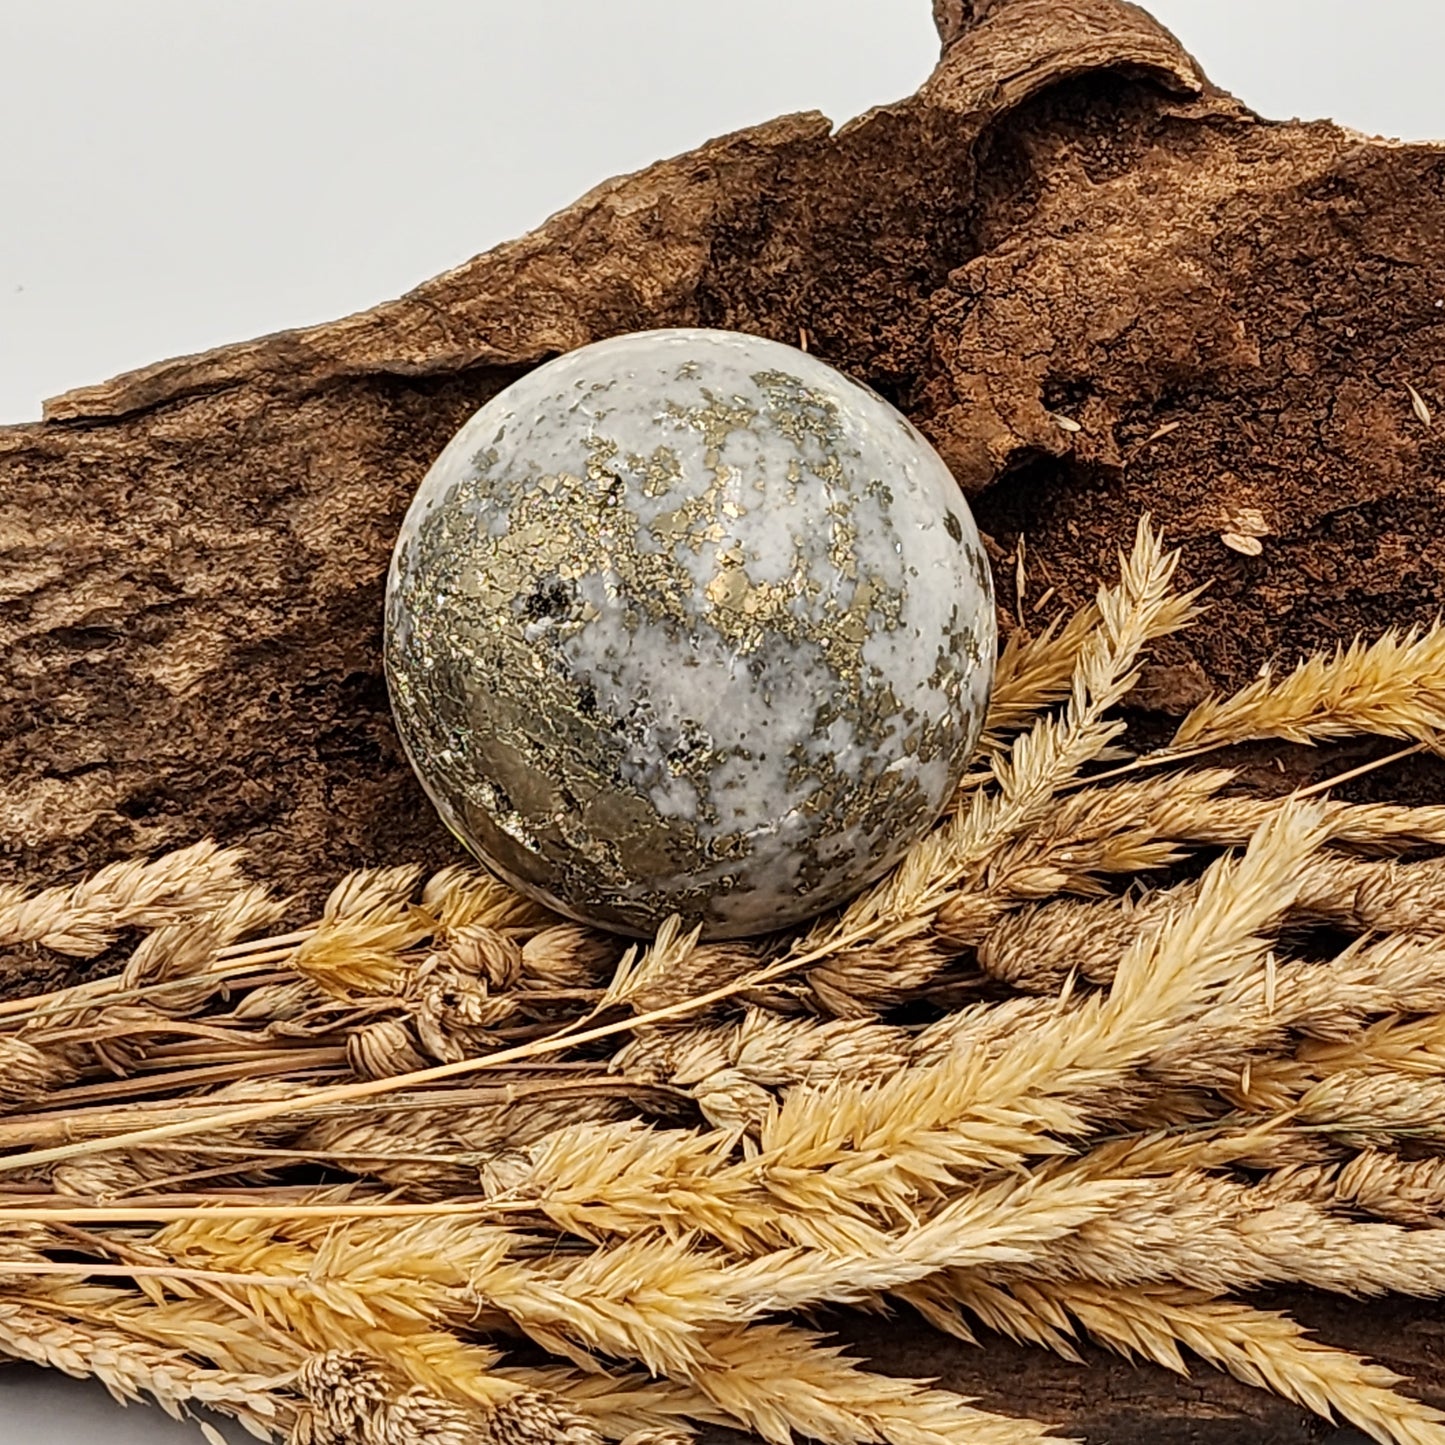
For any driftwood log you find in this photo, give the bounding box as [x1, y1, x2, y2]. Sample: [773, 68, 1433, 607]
[3, 1, 1443, 1439]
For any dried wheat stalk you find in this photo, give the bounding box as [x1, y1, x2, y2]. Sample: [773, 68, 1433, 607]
[8, 525, 1445, 1445]
[934, 1279, 1445, 1445]
[0, 841, 251, 958]
[1174, 624, 1445, 750]
[0, 1296, 289, 1440]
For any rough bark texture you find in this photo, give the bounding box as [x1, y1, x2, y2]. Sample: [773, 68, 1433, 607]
[3, 0, 1443, 1438]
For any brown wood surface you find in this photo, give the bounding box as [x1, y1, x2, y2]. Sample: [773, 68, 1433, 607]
[3, 2, 1444, 1438]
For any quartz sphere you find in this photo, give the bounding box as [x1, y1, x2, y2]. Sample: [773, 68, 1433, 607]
[384, 328, 995, 939]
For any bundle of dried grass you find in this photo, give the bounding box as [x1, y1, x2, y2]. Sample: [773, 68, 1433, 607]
[6, 519, 1445, 1445]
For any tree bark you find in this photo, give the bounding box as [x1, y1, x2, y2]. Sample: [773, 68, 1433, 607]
[3, 0, 1443, 1437]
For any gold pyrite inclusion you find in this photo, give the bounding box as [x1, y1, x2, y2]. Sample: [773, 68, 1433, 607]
[384, 329, 995, 938]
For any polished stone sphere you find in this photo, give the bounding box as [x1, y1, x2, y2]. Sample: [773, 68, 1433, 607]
[384, 328, 995, 939]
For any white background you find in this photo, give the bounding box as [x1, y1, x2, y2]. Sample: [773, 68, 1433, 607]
[0, 2, 1443, 424]
[0, 3, 1438, 1443]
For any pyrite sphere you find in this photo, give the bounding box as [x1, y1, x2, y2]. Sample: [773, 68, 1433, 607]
[385, 329, 995, 939]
